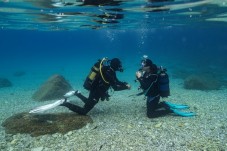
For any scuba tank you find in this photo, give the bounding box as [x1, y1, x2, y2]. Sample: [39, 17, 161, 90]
[158, 66, 170, 97]
[83, 58, 108, 90]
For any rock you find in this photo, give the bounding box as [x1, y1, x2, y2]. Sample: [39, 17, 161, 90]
[13, 71, 26, 77]
[32, 74, 73, 101]
[184, 75, 221, 90]
[31, 147, 43, 151]
[154, 123, 162, 128]
[127, 124, 132, 129]
[0, 78, 12, 88]
[66, 131, 73, 136]
[2, 112, 93, 137]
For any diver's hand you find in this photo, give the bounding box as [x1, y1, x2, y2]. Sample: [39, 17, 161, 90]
[64, 91, 76, 98]
[123, 82, 131, 90]
[136, 71, 142, 78]
[126, 84, 131, 90]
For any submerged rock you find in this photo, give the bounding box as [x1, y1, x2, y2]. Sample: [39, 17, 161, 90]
[0, 78, 12, 88]
[32, 74, 73, 101]
[184, 75, 221, 90]
[13, 71, 26, 77]
[2, 112, 93, 137]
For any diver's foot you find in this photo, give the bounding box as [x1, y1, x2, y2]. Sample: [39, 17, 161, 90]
[74, 90, 81, 96]
[59, 98, 68, 106]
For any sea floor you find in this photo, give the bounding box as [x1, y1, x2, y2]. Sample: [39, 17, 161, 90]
[0, 77, 226, 151]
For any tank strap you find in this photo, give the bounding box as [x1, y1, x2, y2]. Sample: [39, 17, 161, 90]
[144, 74, 158, 96]
[100, 58, 109, 84]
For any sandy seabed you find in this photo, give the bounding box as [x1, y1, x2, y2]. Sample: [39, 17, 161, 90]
[0, 78, 226, 151]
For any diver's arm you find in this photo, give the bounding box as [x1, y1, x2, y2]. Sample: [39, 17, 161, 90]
[111, 81, 129, 91]
[106, 69, 130, 91]
[136, 71, 151, 90]
[137, 78, 149, 90]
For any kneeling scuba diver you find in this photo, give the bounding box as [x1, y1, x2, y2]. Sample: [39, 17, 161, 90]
[135, 55, 195, 118]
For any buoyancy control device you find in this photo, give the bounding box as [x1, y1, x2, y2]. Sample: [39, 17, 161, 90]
[158, 66, 170, 97]
[83, 57, 108, 90]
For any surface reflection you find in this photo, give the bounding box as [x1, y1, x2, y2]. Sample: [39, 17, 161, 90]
[0, 0, 226, 30]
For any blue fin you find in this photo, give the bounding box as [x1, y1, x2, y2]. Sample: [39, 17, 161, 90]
[164, 101, 189, 109]
[172, 109, 196, 117]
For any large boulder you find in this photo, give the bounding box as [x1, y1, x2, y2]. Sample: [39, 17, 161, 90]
[2, 112, 93, 137]
[0, 78, 12, 88]
[184, 75, 221, 90]
[32, 74, 73, 101]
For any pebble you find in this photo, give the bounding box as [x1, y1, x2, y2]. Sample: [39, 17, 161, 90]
[0, 80, 226, 150]
[154, 123, 162, 128]
[31, 147, 43, 151]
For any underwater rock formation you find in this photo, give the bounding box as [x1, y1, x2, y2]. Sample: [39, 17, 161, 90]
[2, 112, 93, 137]
[184, 75, 221, 90]
[13, 71, 26, 77]
[0, 78, 12, 88]
[32, 74, 73, 101]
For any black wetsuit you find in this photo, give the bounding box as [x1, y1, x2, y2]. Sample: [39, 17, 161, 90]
[62, 66, 128, 115]
[137, 70, 172, 118]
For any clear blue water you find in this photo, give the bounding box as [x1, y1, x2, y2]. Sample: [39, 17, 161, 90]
[0, 2, 227, 149]
[0, 0, 227, 89]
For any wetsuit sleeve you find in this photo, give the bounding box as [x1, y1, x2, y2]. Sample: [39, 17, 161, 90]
[105, 68, 128, 91]
[138, 73, 159, 96]
[138, 73, 157, 90]
[137, 76, 151, 90]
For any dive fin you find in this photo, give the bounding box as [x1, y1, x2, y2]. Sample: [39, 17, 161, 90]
[172, 109, 196, 117]
[164, 101, 189, 109]
[29, 99, 66, 114]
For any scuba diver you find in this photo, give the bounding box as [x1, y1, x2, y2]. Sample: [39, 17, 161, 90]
[29, 57, 130, 114]
[59, 57, 131, 115]
[135, 55, 195, 118]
